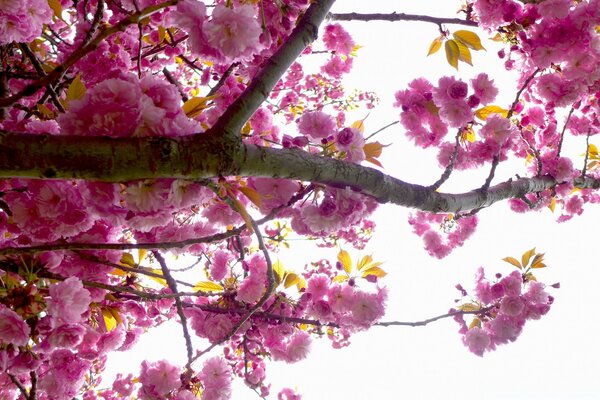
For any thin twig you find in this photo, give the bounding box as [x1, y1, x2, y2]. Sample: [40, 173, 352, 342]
[481, 68, 540, 191]
[375, 307, 492, 327]
[163, 67, 188, 101]
[7, 373, 28, 399]
[556, 105, 575, 157]
[18, 44, 65, 113]
[430, 129, 461, 190]
[581, 129, 592, 178]
[153, 251, 195, 369]
[207, 62, 240, 97]
[329, 12, 478, 27]
[364, 120, 399, 141]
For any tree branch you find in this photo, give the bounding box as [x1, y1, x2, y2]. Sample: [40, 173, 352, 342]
[152, 251, 195, 368]
[209, 0, 336, 141]
[329, 12, 478, 27]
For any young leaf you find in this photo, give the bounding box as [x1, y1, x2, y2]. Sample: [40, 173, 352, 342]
[361, 266, 387, 279]
[357, 255, 374, 271]
[119, 253, 136, 267]
[502, 256, 522, 269]
[66, 74, 86, 102]
[333, 275, 349, 283]
[350, 115, 369, 133]
[363, 142, 384, 159]
[283, 273, 301, 289]
[455, 40, 473, 66]
[47, 0, 63, 18]
[474, 105, 509, 120]
[182, 95, 217, 118]
[337, 249, 352, 274]
[102, 308, 118, 332]
[239, 186, 263, 209]
[548, 197, 556, 212]
[469, 318, 482, 329]
[193, 281, 224, 292]
[458, 303, 480, 312]
[148, 269, 168, 287]
[445, 39, 460, 69]
[427, 36, 444, 56]
[453, 30, 485, 50]
[521, 247, 536, 268]
[531, 253, 546, 268]
[272, 259, 285, 286]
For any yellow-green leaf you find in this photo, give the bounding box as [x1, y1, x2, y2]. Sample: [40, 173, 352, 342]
[119, 252, 136, 267]
[66, 74, 86, 102]
[461, 126, 476, 143]
[283, 273, 300, 289]
[521, 247, 536, 268]
[138, 249, 148, 264]
[228, 191, 254, 234]
[356, 255, 373, 271]
[444, 39, 460, 70]
[474, 105, 508, 120]
[182, 95, 217, 118]
[193, 281, 224, 292]
[272, 259, 285, 286]
[453, 30, 485, 51]
[469, 318, 482, 329]
[458, 303, 480, 312]
[363, 142, 383, 159]
[350, 115, 368, 133]
[427, 36, 444, 56]
[531, 253, 546, 269]
[361, 266, 387, 279]
[456, 40, 473, 66]
[337, 249, 352, 274]
[239, 186, 263, 209]
[149, 268, 168, 287]
[47, 0, 62, 18]
[502, 256, 522, 269]
[333, 275, 349, 283]
[37, 103, 55, 119]
[548, 197, 556, 213]
[102, 308, 118, 332]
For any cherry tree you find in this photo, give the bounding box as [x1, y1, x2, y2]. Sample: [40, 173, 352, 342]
[0, 0, 597, 398]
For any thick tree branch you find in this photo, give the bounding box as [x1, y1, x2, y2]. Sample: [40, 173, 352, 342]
[329, 12, 478, 27]
[209, 0, 336, 140]
[2, 132, 600, 216]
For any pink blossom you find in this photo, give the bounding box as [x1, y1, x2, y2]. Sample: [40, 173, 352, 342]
[48, 324, 85, 348]
[553, 157, 575, 182]
[282, 331, 312, 363]
[236, 276, 266, 304]
[139, 359, 181, 399]
[279, 387, 303, 400]
[249, 178, 301, 211]
[489, 315, 522, 344]
[204, 5, 263, 62]
[349, 290, 386, 328]
[0, 306, 30, 347]
[480, 114, 515, 144]
[0, 0, 53, 44]
[323, 23, 355, 55]
[297, 111, 336, 140]
[200, 357, 232, 400]
[463, 327, 491, 356]
[58, 77, 143, 137]
[46, 277, 91, 324]
[471, 73, 498, 104]
[210, 250, 231, 281]
[321, 55, 353, 78]
[500, 296, 525, 317]
[306, 274, 330, 300]
[501, 271, 523, 297]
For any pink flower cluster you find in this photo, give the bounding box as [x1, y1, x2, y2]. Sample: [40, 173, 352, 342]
[0, 0, 53, 44]
[171, 0, 264, 63]
[409, 212, 478, 258]
[456, 268, 555, 356]
[395, 74, 499, 148]
[58, 74, 197, 137]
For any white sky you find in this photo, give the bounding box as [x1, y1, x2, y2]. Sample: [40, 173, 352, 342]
[106, 1, 600, 399]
